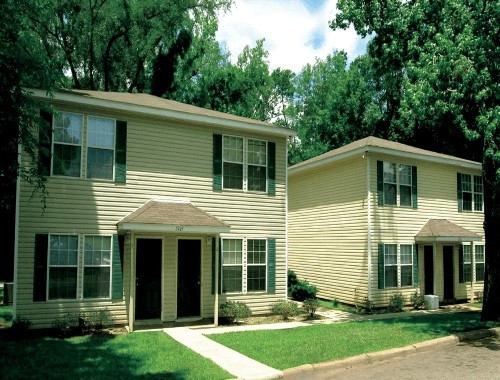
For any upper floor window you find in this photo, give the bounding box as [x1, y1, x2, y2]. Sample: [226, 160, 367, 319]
[52, 113, 83, 177]
[458, 173, 483, 212]
[87, 117, 116, 180]
[377, 161, 417, 208]
[213, 134, 276, 195]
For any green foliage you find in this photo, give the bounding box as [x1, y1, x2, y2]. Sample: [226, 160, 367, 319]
[10, 315, 32, 338]
[362, 297, 375, 314]
[79, 309, 115, 333]
[271, 300, 300, 320]
[290, 280, 317, 302]
[474, 291, 484, 303]
[410, 291, 425, 310]
[302, 298, 320, 318]
[219, 301, 252, 325]
[388, 293, 406, 313]
[332, 298, 339, 308]
[51, 314, 79, 337]
[287, 269, 298, 289]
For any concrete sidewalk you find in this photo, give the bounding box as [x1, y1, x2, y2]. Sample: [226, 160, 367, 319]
[160, 304, 484, 380]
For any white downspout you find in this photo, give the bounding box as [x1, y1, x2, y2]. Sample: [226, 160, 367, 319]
[366, 152, 372, 301]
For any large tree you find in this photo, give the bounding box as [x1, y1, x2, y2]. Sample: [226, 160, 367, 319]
[332, 0, 499, 320]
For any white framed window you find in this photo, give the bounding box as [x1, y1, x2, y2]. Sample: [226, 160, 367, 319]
[83, 235, 112, 299]
[382, 243, 415, 288]
[48, 234, 78, 299]
[462, 244, 472, 282]
[379, 161, 416, 207]
[459, 173, 483, 212]
[222, 135, 268, 192]
[52, 113, 83, 177]
[87, 116, 116, 180]
[221, 238, 267, 293]
[475, 245, 485, 282]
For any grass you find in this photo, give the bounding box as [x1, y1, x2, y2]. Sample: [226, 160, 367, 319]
[0, 330, 232, 380]
[0, 305, 13, 328]
[209, 311, 499, 370]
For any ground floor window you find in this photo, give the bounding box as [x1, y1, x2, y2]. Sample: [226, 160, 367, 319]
[379, 243, 417, 289]
[475, 245, 485, 282]
[460, 244, 485, 283]
[221, 238, 268, 294]
[48, 235, 78, 299]
[83, 235, 112, 298]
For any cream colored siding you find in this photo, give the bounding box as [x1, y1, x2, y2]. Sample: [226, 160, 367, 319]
[288, 156, 368, 305]
[16, 102, 288, 327]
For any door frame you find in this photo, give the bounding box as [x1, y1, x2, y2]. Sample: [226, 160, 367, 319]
[175, 236, 203, 320]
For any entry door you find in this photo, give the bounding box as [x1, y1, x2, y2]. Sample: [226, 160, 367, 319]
[177, 239, 201, 318]
[424, 246, 434, 295]
[443, 245, 454, 301]
[135, 239, 162, 320]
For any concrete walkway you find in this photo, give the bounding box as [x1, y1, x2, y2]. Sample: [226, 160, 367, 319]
[160, 304, 482, 380]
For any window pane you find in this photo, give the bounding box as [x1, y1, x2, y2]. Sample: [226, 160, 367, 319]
[400, 245, 413, 264]
[222, 239, 242, 264]
[248, 140, 266, 165]
[476, 263, 485, 282]
[383, 162, 396, 183]
[53, 145, 81, 177]
[84, 267, 111, 298]
[461, 174, 471, 192]
[247, 265, 266, 291]
[248, 165, 266, 192]
[401, 265, 413, 286]
[88, 117, 115, 148]
[223, 136, 243, 162]
[87, 148, 114, 180]
[474, 176, 483, 212]
[49, 267, 77, 299]
[223, 162, 243, 189]
[50, 235, 78, 266]
[248, 239, 266, 264]
[54, 113, 83, 144]
[463, 263, 472, 283]
[384, 183, 397, 205]
[222, 266, 242, 293]
[400, 185, 412, 206]
[399, 165, 411, 185]
[463, 245, 472, 263]
[385, 245, 397, 264]
[475, 245, 484, 263]
[462, 192, 472, 211]
[385, 266, 397, 288]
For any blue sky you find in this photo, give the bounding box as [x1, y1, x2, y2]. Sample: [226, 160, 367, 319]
[216, 0, 369, 73]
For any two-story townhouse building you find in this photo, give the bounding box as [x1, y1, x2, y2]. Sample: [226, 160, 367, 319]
[288, 136, 484, 308]
[14, 88, 295, 331]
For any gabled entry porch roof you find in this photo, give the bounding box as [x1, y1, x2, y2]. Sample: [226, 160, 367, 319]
[415, 219, 481, 243]
[117, 198, 230, 233]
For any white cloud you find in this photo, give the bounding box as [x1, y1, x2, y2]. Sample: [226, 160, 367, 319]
[216, 0, 369, 73]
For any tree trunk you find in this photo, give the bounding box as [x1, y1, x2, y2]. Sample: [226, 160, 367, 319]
[481, 152, 500, 321]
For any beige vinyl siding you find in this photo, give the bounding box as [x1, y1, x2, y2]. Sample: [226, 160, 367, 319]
[16, 104, 287, 327]
[370, 155, 484, 306]
[288, 156, 368, 306]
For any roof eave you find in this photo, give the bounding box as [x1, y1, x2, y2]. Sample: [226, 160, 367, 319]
[415, 236, 483, 243]
[117, 223, 230, 234]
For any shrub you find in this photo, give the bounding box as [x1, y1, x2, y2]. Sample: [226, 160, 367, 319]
[388, 292, 406, 312]
[410, 291, 425, 309]
[332, 298, 339, 308]
[271, 300, 300, 320]
[303, 298, 320, 317]
[287, 270, 298, 290]
[363, 297, 375, 314]
[80, 309, 115, 333]
[474, 291, 483, 303]
[51, 314, 78, 337]
[10, 315, 32, 337]
[219, 301, 252, 325]
[290, 279, 317, 301]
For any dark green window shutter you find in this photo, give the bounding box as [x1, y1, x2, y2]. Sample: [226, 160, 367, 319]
[378, 243, 385, 289]
[459, 245, 464, 283]
[377, 161, 384, 206]
[412, 166, 418, 209]
[267, 238, 276, 293]
[38, 111, 52, 176]
[457, 173, 463, 212]
[268, 142, 276, 195]
[413, 245, 419, 287]
[115, 120, 127, 183]
[33, 234, 48, 301]
[213, 134, 223, 190]
[112, 234, 124, 299]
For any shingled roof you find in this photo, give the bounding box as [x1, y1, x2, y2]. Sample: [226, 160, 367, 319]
[415, 219, 481, 242]
[117, 199, 229, 234]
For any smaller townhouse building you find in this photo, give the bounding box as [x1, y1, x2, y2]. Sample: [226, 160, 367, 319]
[14, 88, 295, 330]
[288, 137, 485, 307]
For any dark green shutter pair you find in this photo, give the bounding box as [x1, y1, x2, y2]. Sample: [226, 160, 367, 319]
[211, 238, 276, 294]
[376, 161, 418, 208]
[33, 234, 124, 301]
[377, 243, 419, 289]
[213, 134, 276, 195]
[38, 111, 127, 183]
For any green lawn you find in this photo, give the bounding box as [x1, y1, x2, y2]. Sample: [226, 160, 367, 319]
[0, 331, 232, 380]
[209, 311, 499, 370]
[0, 305, 13, 328]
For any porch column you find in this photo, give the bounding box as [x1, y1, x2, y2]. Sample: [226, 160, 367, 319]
[433, 242, 437, 295]
[214, 236, 219, 327]
[470, 241, 475, 302]
[129, 232, 136, 332]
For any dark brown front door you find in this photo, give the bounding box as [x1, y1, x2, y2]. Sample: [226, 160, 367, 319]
[135, 238, 162, 320]
[177, 239, 201, 318]
[443, 245, 454, 301]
